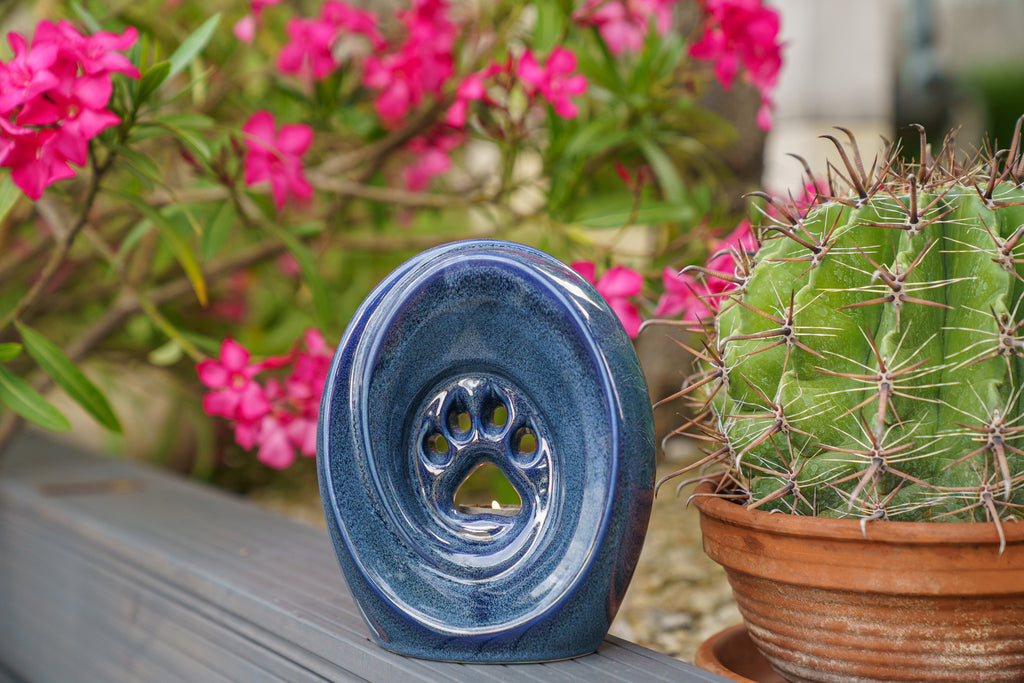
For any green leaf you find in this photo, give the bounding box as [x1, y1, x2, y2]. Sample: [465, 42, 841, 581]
[268, 225, 332, 327]
[201, 201, 235, 261]
[0, 343, 22, 363]
[106, 143, 163, 187]
[110, 190, 208, 306]
[639, 137, 685, 203]
[0, 173, 20, 222]
[15, 323, 122, 434]
[152, 113, 214, 130]
[70, 0, 102, 34]
[151, 119, 212, 163]
[533, 0, 565, 53]
[563, 119, 632, 159]
[0, 367, 71, 432]
[148, 340, 184, 366]
[136, 60, 171, 106]
[168, 14, 221, 79]
[573, 198, 694, 229]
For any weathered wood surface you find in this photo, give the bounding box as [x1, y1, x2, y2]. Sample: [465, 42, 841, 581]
[0, 434, 727, 682]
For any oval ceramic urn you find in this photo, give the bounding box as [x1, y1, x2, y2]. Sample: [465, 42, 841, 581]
[317, 240, 655, 663]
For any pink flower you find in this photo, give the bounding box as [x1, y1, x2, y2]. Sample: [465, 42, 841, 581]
[517, 48, 587, 119]
[653, 268, 717, 322]
[655, 220, 757, 321]
[401, 130, 463, 190]
[274, 2, 384, 77]
[241, 111, 314, 210]
[0, 33, 58, 114]
[33, 21, 139, 79]
[199, 330, 332, 469]
[252, 408, 295, 469]
[0, 123, 76, 201]
[445, 68, 494, 127]
[0, 21, 138, 198]
[277, 15, 342, 80]
[322, 1, 385, 49]
[573, 262, 644, 337]
[362, 0, 456, 127]
[690, 0, 783, 130]
[197, 338, 271, 422]
[574, 0, 676, 55]
[233, 16, 258, 43]
[233, 0, 282, 43]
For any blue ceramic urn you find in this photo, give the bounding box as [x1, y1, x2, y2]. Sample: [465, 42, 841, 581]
[317, 239, 655, 663]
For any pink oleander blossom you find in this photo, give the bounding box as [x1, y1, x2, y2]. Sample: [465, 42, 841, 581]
[198, 330, 333, 469]
[362, 0, 457, 127]
[196, 338, 272, 423]
[273, 2, 383, 75]
[401, 130, 463, 190]
[654, 219, 757, 321]
[0, 123, 76, 201]
[573, 261, 644, 337]
[322, 1, 385, 50]
[277, 15, 342, 80]
[241, 110, 314, 210]
[445, 69, 493, 127]
[0, 34, 58, 115]
[517, 48, 587, 119]
[690, 0, 782, 130]
[33, 21, 139, 79]
[574, 0, 676, 55]
[0, 21, 138, 198]
[653, 268, 707, 321]
[233, 0, 283, 43]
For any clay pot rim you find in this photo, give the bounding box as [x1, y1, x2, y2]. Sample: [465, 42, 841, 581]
[692, 479, 1024, 547]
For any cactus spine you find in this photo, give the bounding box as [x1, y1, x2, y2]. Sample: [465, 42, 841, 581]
[667, 123, 1024, 546]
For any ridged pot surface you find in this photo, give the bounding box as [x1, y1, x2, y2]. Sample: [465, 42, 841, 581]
[693, 481, 1024, 683]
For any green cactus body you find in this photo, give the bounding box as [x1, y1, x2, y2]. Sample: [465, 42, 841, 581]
[689, 130, 1024, 531]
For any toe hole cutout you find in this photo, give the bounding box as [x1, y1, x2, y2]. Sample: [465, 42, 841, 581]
[423, 432, 450, 462]
[449, 409, 472, 434]
[487, 403, 508, 429]
[454, 462, 522, 517]
[514, 426, 538, 457]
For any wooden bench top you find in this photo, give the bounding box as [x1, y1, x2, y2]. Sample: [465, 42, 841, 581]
[0, 434, 727, 682]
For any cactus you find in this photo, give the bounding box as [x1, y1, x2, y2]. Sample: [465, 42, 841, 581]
[663, 122, 1024, 548]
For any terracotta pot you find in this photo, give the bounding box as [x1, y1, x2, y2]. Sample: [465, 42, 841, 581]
[692, 480, 1024, 683]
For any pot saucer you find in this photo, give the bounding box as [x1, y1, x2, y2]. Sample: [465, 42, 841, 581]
[695, 624, 785, 683]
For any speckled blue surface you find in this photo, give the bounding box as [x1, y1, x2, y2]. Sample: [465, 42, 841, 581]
[317, 240, 655, 663]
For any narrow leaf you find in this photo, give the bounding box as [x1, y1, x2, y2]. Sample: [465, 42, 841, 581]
[268, 225, 331, 327]
[639, 137, 685, 203]
[152, 119, 212, 163]
[70, 0, 103, 33]
[0, 173, 20, 223]
[0, 367, 71, 432]
[16, 322, 122, 434]
[533, 0, 565, 54]
[106, 143, 163, 186]
[201, 201, 235, 261]
[111, 191, 208, 305]
[0, 343, 22, 363]
[136, 60, 171, 106]
[168, 14, 221, 79]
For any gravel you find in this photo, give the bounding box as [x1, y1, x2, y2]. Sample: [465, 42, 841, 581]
[607, 459, 741, 665]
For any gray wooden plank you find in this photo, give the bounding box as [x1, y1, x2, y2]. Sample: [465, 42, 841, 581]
[0, 434, 728, 682]
[1, 508, 288, 683]
[2, 504, 353, 683]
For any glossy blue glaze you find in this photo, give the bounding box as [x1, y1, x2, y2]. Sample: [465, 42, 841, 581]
[317, 240, 655, 663]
